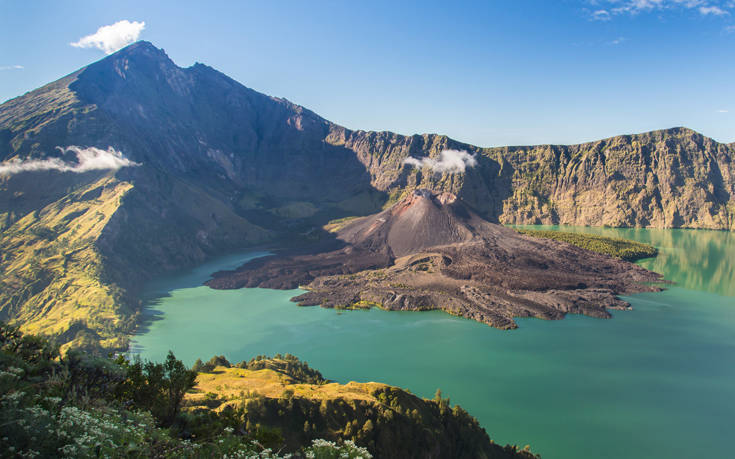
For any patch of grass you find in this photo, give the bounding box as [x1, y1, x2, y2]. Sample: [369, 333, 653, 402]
[323, 215, 362, 233]
[517, 229, 658, 262]
[189, 366, 379, 409]
[350, 300, 383, 309]
[382, 187, 412, 210]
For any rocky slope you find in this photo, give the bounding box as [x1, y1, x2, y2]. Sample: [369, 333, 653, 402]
[207, 190, 662, 329]
[0, 40, 731, 351]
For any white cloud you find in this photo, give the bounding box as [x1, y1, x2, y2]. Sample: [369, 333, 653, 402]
[725, 24, 735, 32]
[588, 0, 733, 18]
[70, 20, 145, 54]
[700, 5, 729, 13]
[404, 150, 478, 174]
[717, 109, 729, 113]
[592, 9, 613, 20]
[609, 36, 627, 44]
[0, 146, 140, 176]
[0, 65, 23, 71]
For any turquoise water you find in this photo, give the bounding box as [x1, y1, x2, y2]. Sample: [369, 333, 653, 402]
[131, 227, 735, 459]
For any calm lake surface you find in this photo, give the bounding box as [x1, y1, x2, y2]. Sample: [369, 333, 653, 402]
[131, 227, 735, 459]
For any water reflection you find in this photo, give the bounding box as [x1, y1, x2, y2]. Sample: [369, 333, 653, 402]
[511, 226, 735, 297]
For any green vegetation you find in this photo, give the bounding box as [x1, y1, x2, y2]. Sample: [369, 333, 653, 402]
[237, 353, 328, 384]
[517, 229, 658, 261]
[323, 215, 362, 233]
[187, 356, 539, 459]
[382, 187, 413, 210]
[0, 323, 538, 459]
[0, 322, 372, 458]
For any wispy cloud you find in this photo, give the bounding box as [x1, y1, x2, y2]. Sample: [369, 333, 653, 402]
[0, 146, 140, 176]
[0, 65, 24, 71]
[70, 20, 145, 54]
[404, 150, 478, 174]
[700, 5, 729, 14]
[717, 109, 729, 113]
[588, 0, 733, 19]
[724, 24, 735, 32]
[592, 9, 613, 20]
[609, 36, 627, 44]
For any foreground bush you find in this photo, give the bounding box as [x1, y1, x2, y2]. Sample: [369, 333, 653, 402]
[0, 322, 376, 458]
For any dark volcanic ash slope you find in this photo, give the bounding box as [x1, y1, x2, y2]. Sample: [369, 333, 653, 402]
[207, 190, 662, 329]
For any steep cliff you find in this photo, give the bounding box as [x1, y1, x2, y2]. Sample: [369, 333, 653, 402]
[331, 127, 735, 230]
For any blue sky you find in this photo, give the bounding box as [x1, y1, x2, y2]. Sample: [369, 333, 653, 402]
[1, 0, 733, 146]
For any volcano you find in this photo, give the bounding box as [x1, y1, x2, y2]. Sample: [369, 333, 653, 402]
[207, 189, 662, 329]
[5, 41, 711, 350]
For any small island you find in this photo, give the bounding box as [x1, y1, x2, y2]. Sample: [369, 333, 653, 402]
[207, 189, 664, 329]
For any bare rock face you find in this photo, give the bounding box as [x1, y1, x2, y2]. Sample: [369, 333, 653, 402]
[334, 127, 735, 231]
[207, 190, 663, 328]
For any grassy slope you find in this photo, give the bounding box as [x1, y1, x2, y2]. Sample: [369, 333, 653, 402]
[0, 175, 135, 352]
[0, 169, 274, 354]
[516, 229, 658, 261]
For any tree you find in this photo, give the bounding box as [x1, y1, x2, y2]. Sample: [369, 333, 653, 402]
[163, 351, 197, 424]
[115, 350, 197, 426]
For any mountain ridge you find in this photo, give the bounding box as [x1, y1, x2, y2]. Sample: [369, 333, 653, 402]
[0, 41, 733, 351]
[2, 42, 733, 232]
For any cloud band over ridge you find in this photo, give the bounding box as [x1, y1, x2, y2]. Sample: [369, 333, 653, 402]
[404, 149, 478, 174]
[0, 146, 140, 176]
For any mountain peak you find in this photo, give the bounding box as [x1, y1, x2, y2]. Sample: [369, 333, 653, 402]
[111, 40, 169, 60]
[79, 40, 178, 80]
[70, 40, 189, 109]
[335, 189, 478, 258]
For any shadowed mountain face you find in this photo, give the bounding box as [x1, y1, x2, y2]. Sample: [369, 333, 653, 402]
[1, 42, 374, 203]
[207, 190, 662, 329]
[0, 41, 731, 350]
